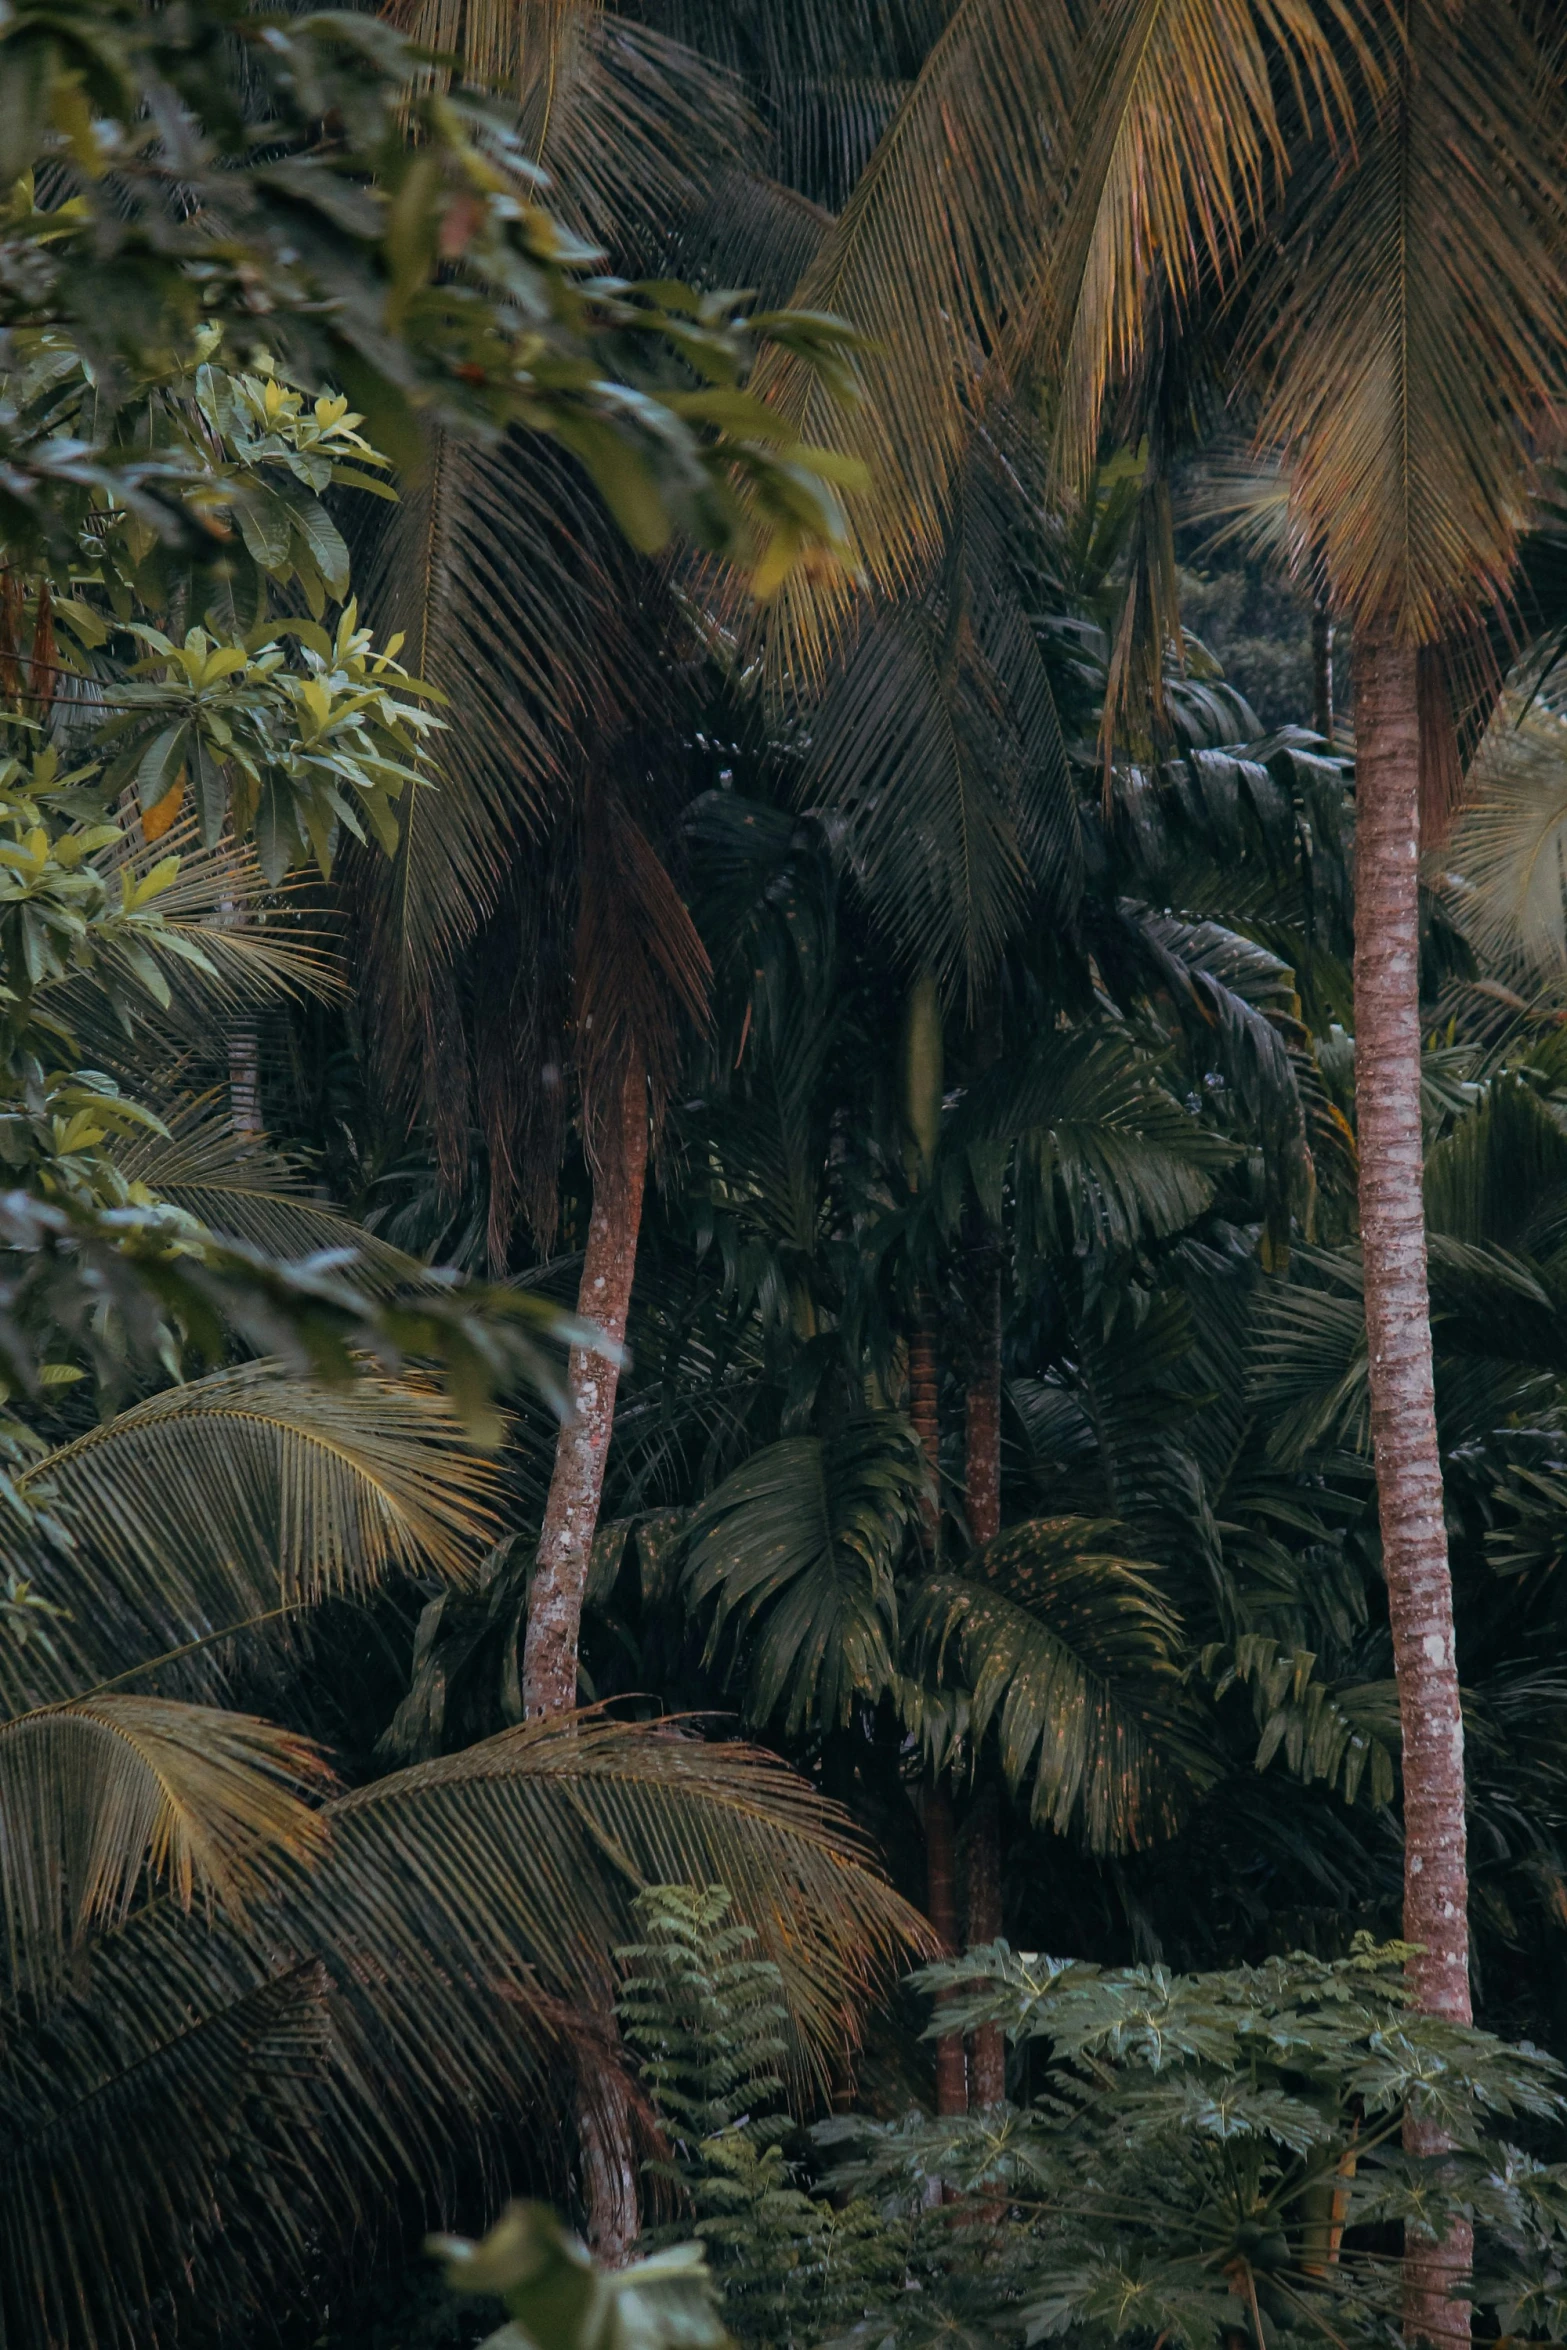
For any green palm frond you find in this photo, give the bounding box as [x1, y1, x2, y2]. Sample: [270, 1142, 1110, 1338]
[683, 1422, 927, 1731]
[1424, 1070, 1567, 1250]
[906, 1516, 1203, 1851]
[959, 1021, 1235, 1257]
[1208, 1634, 1398, 1808]
[113, 1096, 423, 1281]
[1, 1364, 499, 1708]
[0, 1698, 332, 2004]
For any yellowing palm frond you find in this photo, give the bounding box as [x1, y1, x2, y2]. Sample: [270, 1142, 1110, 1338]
[1259, 0, 1567, 634]
[2, 1363, 498, 1708]
[0, 1698, 332, 2003]
[113, 1096, 423, 1282]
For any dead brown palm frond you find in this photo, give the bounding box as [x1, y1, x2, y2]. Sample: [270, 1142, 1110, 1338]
[0, 1699, 333, 2004]
[0, 1363, 499, 1711]
[1446, 692, 1567, 978]
[1256, 0, 1567, 641]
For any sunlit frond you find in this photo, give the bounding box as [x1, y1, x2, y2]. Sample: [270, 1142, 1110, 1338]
[113, 1096, 422, 1282]
[0, 1699, 331, 2003]
[1, 1364, 498, 1709]
[1259, 0, 1567, 635]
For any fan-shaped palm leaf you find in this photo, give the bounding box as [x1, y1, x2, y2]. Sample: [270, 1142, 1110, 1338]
[682, 1421, 927, 1731]
[906, 1516, 1203, 1850]
[0, 1698, 332, 2003]
[0, 1364, 499, 1709]
[1447, 697, 1567, 978]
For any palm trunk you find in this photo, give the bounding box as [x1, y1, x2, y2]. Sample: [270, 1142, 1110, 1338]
[522, 1063, 648, 1717]
[908, 1301, 965, 2117]
[909, 1305, 941, 1556]
[961, 1784, 1005, 2107]
[1312, 598, 1336, 745]
[1354, 623, 1470, 2344]
[963, 1252, 1006, 2108]
[924, 1780, 968, 2117]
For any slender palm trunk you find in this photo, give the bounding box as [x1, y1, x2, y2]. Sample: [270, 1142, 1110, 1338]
[1312, 598, 1336, 745]
[962, 1245, 1006, 2108]
[522, 1063, 648, 1717]
[962, 1784, 1005, 2107]
[908, 1302, 966, 2117]
[1354, 624, 1470, 2344]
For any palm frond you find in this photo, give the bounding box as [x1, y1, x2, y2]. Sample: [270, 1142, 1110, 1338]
[744, 0, 1080, 684]
[0, 1698, 331, 2004]
[1258, 0, 1567, 635]
[1447, 696, 1567, 978]
[113, 1096, 422, 1283]
[959, 1021, 1234, 1257]
[1, 1364, 499, 1709]
[906, 1516, 1203, 1850]
[0, 1714, 934, 2347]
[1038, 0, 1356, 487]
[682, 1423, 926, 1730]
[0, 1939, 334, 2350]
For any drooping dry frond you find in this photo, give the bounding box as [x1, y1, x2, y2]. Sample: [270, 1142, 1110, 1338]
[1, 1364, 499, 1709]
[1258, 0, 1567, 636]
[0, 1699, 332, 2002]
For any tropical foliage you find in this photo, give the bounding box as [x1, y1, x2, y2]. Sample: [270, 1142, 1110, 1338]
[12, 3, 1567, 2350]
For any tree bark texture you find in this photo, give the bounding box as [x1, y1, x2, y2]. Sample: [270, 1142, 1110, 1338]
[965, 1247, 1003, 1550]
[961, 1783, 1006, 2107]
[1312, 600, 1336, 744]
[522, 1063, 648, 1718]
[909, 1305, 941, 1557]
[924, 1779, 968, 2117]
[1354, 624, 1471, 2345]
[576, 2058, 639, 2267]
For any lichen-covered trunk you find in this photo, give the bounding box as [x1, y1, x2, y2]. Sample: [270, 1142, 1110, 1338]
[1354, 624, 1470, 2344]
[962, 1253, 1006, 2108]
[522, 1065, 648, 1716]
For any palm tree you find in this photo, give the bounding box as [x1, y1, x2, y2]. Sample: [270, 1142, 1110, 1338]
[689, 0, 1567, 2058]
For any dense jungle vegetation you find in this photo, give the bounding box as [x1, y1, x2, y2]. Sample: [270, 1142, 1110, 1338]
[9, 6, 1567, 2350]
